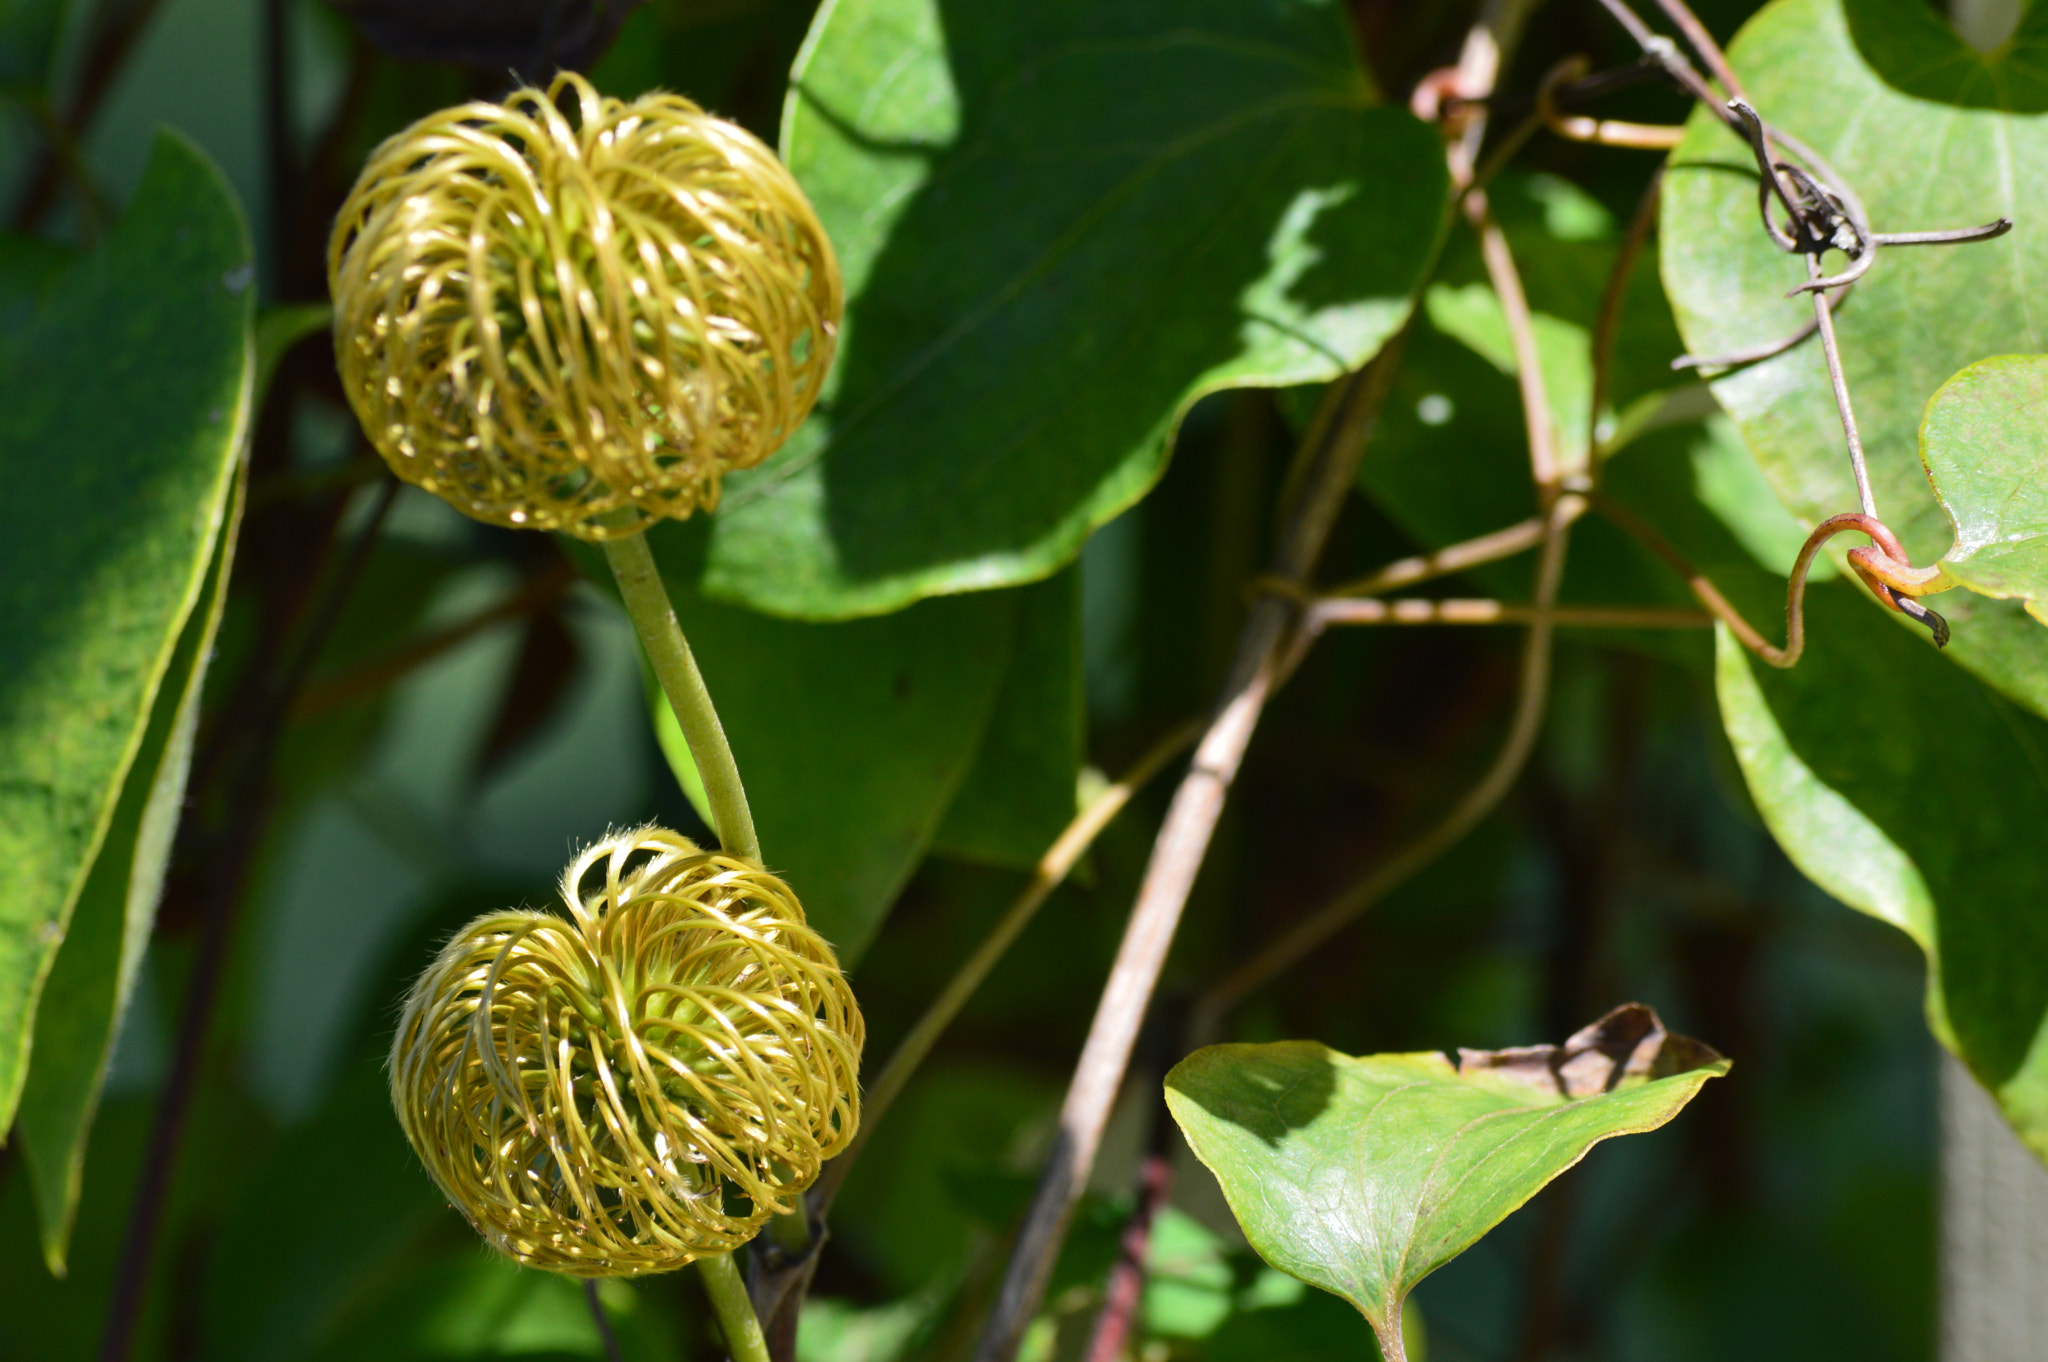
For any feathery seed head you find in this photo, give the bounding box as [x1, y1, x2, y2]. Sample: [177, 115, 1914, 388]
[389, 826, 862, 1276]
[329, 72, 841, 540]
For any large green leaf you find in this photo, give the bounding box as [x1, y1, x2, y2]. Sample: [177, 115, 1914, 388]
[670, 0, 1446, 619]
[637, 540, 1016, 963]
[16, 466, 242, 1275]
[1166, 1006, 1726, 1357]
[0, 133, 254, 1131]
[1716, 586, 2048, 1158]
[930, 567, 1082, 869]
[1916, 355, 2048, 623]
[1660, 0, 2048, 714]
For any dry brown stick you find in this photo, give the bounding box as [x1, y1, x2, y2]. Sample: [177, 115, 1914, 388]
[966, 332, 1409, 1362]
[1322, 518, 1546, 600]
[1588, 490, 1788, 662]
[808, 719, 1202, 1215]
[1310, 598, 1707, 629]
[966, 9, 1544, 1357]
[1470, 201, 1561, 491]
[1590, 170, 1664, 460]
[1652, 0, 1746, 101]
[1192, 496, 1580, 1033]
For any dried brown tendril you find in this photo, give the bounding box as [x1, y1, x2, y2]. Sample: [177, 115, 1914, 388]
[389, 826, 862, 1276]
[329, 71, 841, 540]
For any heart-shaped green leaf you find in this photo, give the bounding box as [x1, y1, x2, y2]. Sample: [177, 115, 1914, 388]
[1166, 1006, 1727, 1359]
[0, 133, 253, 1136]
[645, 580, 1017, 965]
[1659, 0, 2048, 713]
[671, 0, 1447, 619]
[1917, 355, 2048, 624]
[1717, 585, 2048, 1159]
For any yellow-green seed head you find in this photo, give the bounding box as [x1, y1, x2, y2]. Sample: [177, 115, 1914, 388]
[389, 827, 863, 1276]
[329, 71, 841, 540]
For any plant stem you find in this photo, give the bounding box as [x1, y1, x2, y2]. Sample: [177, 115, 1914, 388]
[810, 719, 1201, 1215]
[584, 1281, 625, 1362]
[699, 1251, 773, 1362]
[1193, 496, 1579, 1032]
[602, 531, 759, 862]
[968, 329, 1409, 1362]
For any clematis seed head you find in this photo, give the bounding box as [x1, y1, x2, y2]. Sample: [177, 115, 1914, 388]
[389, 826, 862, 1276]
[329, 72, 841, 540]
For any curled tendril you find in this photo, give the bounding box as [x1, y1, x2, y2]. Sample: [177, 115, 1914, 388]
[389, 827, 863, 1277]
[329, 72, 842, 541]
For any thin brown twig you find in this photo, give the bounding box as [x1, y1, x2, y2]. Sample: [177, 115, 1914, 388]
[1193, 494, 1582, 1035]
[1590, 170, 1664, 461]
[1081, 1152, 1172, 1362]
[967, 328, 1411, 1362]
[1471, 200, 1563, 491]
[1651, 0, 1745, 101]
[1310, 598, 1708, 629]
[99, 478, 401, 1362]
[12, 0, 173, 230]
[1588, 492, 1940, 665]
[1269, 518, 1548, 682]
[1323, 518, 1547, 600]
[1804, 252, 1876, 518]
[585, 1281, 625, 1362]
[808, 718, 1202, 1215]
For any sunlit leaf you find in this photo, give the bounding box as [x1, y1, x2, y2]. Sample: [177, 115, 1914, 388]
[1916, 355, 2048, 624]
[1716, 588, 2048, 1159]
[664, 0, 1447, 618]
[1660, 0, 2048, 713]
[0, 133, 253, 1135]
[1166, 1006, 1726, 1358]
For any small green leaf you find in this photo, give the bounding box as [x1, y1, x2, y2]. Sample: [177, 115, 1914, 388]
[1660, 0, 2048, 714]
[1166, 1006, 1726, 1357]
[675, 0, 1447, 619]
[931, 568, 1082, 869]
[0, 132, 254, 1132]
[1715, 587, 2048, 1159]
[1918, 355, 2048, 623]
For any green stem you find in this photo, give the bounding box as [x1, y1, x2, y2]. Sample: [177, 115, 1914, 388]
[697, 1251, 772, 1362]
[602, 531, 759, 862]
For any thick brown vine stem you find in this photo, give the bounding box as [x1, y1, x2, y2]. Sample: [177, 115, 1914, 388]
[967, 330, 1408, 1362]
[810, 719, 1201, 1217]
[966, 9, 1542, 1358]
[1081, 1152, 1173, 1362]
[1193, 495, 1581, 1035]
[1311, 599, 1707, 629]
[1591, 171, 1664, 459]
